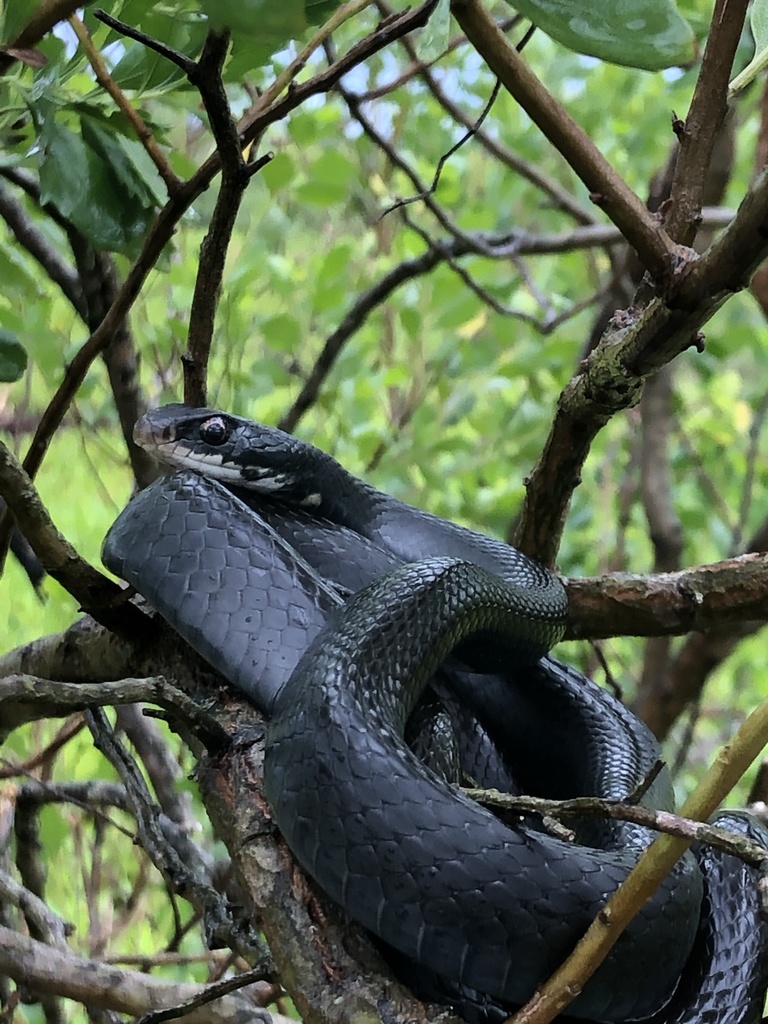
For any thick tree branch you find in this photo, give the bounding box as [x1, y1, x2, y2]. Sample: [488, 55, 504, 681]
[514, 158, 768, 566]
[564, 554, 768, 640]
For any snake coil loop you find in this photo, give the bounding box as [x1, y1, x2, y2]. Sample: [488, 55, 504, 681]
[103, 405, 768, 1024]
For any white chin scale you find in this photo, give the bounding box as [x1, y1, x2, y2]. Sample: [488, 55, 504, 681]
[162, 443, 296, 495]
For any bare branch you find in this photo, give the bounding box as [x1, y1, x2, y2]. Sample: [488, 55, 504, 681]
[92, 8, 197, 75]
[0, 441, 146, 632]
[464, 790, 768, 867]
[183, 29, 251, 408]
[377, 0, 594, 225]
[507, 695, 768, 1023]
[637, 367, 682, 700]
[0, 675, 207, 736]
[0, 871, 69, 949]
[515, 158, 768, 566]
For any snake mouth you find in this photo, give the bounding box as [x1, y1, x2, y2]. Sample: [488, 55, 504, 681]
[133, 413, 167, 451]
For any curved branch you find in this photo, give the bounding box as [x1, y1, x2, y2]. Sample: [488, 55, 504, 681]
[0, 182, 86, 317]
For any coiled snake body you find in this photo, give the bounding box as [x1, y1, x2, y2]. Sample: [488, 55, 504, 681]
[102, 404, 768, 1024]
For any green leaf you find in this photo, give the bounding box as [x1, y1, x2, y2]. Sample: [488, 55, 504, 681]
[729, 0, 768, 97]
[109, 9, 208, 91]
[37, 116, 156, 255]
[506, 0, 697, 71]
[261, 151, 295, 193]
[0, 329, 27, 382]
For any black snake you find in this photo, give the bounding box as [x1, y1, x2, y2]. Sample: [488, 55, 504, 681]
[102, 403, 768, 1023]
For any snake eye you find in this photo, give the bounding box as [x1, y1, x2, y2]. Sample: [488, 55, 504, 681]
[199, 416, 229, 446]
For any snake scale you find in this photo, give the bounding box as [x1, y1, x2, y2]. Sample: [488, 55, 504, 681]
[102, 404, 768, 1024]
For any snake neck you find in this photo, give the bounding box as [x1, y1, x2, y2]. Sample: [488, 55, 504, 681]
[246, 445, 382, 536]
[278, 558, 559, 731]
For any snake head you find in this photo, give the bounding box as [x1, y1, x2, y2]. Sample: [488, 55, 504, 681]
[133, 404, 334, 509]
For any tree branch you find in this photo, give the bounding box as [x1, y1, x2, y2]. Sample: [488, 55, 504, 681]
[514, 157, 768, 566]
[564, 554, 768, 639]
[464, 790, 768, 867]
[0, 182, 86, 318]
[377, 0, 594, 225]
[182, 29, 254, 408]
[507, 694, 768, 1023]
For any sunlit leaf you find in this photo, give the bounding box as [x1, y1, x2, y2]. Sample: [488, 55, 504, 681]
[506, 0, 697, 70]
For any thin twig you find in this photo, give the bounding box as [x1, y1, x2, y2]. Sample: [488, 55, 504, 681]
[383, 79, 502, 216]
[463, 789, 768, 867]
[93, 9, 196, 75]
[70, 13, 182, 194]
